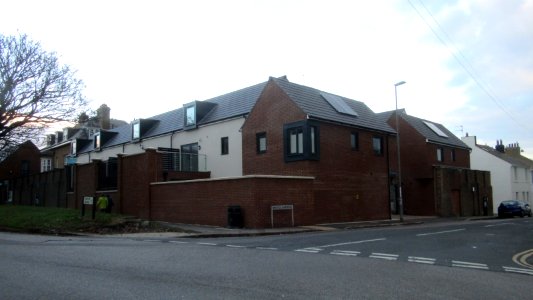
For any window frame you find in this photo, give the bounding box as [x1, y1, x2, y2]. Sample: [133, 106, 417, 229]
[184, 104, 196, 129]
[221, 137, 229, 155]
[351, 132, 359, 151]
[283, 120, 320, 162]
[372, 136, 383, 156]
[256, 132, 267, 154]
[437, 147, 444, 162]
[132, 122, 141, 140]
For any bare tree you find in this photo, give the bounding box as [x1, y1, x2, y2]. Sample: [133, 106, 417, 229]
[0, 33, 87, 155]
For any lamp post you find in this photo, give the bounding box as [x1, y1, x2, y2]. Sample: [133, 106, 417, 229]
[394, 81, 406, 222]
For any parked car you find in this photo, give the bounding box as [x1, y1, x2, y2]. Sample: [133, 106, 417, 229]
[498, 200, 532, 218]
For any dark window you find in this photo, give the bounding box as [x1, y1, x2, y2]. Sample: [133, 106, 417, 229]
[97, 158, 117, 190]
[21, 160, 30, 176]
[372, 136, 383, 156]
[256, 132, 267, 154]
[451, 149, 456, 162]
[221, 137, 229, 155]
[283, 121, 320, 162]
[181, 143, 199, 172]
[437, 148, 444, 162]
[351, 132, 359, 150]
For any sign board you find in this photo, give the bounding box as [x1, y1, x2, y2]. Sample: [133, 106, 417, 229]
[271, 204, 294, 228]
[83, 196, 94, 205]
[272, 204, 294, 210]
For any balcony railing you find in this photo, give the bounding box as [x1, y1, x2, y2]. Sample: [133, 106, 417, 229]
[159, 150, 207, 172]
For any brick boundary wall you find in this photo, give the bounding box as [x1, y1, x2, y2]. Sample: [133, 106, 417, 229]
[150, 175, 315, 228]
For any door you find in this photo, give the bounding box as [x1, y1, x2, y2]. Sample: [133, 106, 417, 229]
[181, 143, 199, 172]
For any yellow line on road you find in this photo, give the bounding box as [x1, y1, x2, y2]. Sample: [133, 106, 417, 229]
[512, 249, 533, 269]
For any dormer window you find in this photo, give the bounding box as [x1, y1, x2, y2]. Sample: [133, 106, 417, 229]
[132, 122, 141, 140]
[71, 140, 77, 155]
[185, 104, 196, 128]
[94, 133, 102, 151]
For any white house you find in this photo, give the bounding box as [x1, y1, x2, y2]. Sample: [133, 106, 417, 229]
[462, 135, 533, 213]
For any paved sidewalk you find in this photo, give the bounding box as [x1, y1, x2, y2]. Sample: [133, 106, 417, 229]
[100, 215, 498, 239]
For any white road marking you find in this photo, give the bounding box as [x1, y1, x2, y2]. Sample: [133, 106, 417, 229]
[295, 247, 323, 253]
[503, 266, 533, 276]
[370, 253, 399, 261]
[256, 247, 278, 251]
[197, 242, 217, 246]
[408, 256, 436, 265]
[318, 238, 386, 248]
[485, 223, 513, 227]
[416, 229, 465, 237]
[452, 260, 488, 270]
[331, 250, 361, 257]
[226, 245, 246, 248]
[168, 241, 189, 244]
[143, 239, 162, 243]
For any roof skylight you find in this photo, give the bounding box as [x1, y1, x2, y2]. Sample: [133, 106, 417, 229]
[320, 92, 358, 117]
[423, 121, 448, 138]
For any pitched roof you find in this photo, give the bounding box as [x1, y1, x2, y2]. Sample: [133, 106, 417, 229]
[476, 144, 532, 168]
[377, 110, 469, 149]
[272, 77, 396, 133]
[78, 80, 268, 153]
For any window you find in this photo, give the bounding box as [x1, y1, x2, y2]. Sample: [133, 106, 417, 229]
[185, 105, 196, 127]
[451, 149, 456, 162]
[132, 122, 140, 140]
[71, 140, 77, 155]
[221, 137, 229, 155]
[94, 134, 101, 150]
[289, 127, 304, 155]
[21, 160, 30, 176]
[372, 136, 383, 156]
[283, 121, 320, 162]
[256, 132, 267, 154]
[437, 148, 444, 162]
[41, 158, 52, 172]
[351, 132, 359, 151]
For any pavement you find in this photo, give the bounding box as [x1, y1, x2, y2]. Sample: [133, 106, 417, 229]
[98, 215, 498, 239]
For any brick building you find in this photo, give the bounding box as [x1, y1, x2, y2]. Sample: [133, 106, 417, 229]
[379, 109, 492, 216]
[5, 76, 492, 227]
[0, 141, 41, 203]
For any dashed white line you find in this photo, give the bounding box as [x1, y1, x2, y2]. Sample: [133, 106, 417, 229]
[331, 250, 360, 257]
[256, 247, 278, 251]
[168, 241, 189, 244]
[226, 245, 246, 248]
[408, 256, 436, 265]
[197, 242, 217, 246]
[416, 229, 465, 237]
[318, 238, 386, 248]
[503, 266, 533, 276]
[370, 253, 399, 261]
[295, 247, 323, 253]
[485, 223, 513, 227]
[452, 260, 488, 270]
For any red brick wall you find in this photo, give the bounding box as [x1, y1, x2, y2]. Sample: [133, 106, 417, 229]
[388, 115, 471, 215]
[150, 176, 315, 228]
[0, 141, 40, 180]
[243, 80, 391, 223]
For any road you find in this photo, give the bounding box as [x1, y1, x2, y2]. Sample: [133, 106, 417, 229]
[1, 218, 532, 299]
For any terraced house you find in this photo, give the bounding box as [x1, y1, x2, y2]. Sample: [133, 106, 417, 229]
[6, 76, 492, 227]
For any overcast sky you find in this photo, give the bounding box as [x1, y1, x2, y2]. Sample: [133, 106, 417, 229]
[2, 0, 533, 158]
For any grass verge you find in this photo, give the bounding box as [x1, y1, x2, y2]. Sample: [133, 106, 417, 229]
[0, 205, 124, 235]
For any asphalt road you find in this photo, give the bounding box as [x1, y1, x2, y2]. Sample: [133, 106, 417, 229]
[1, 218, 532, 299]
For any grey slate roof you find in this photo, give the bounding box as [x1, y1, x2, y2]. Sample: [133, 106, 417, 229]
[377, 109, 470, 150]
[77, 76, 397, 154]
[477, 144, 532, 168]
[272, 77, 396, 134]
[78, 81, 268, 154]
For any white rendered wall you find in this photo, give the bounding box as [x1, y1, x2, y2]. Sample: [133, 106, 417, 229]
[75, 117, 245, 178]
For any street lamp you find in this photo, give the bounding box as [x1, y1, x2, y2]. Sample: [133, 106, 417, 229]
[394, 81, 406, 222]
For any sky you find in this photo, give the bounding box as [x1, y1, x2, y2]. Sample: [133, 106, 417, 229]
[2, 0, 533, 158]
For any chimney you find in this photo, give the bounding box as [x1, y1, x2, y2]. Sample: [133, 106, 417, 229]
[96, 104, 111, 130]
[506, 142, 521, 157]
[495, 140, 505, 153]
